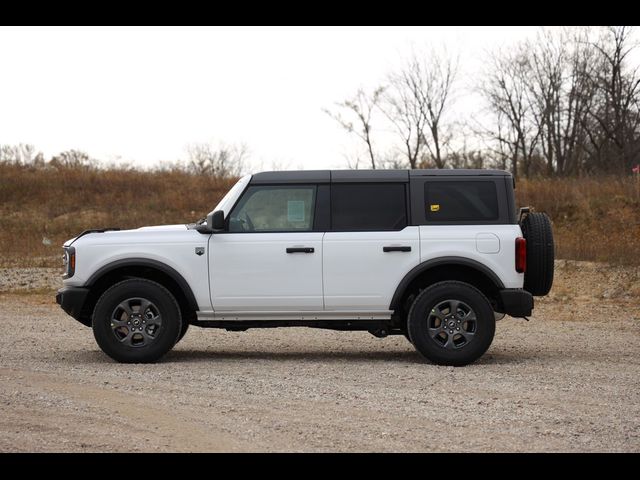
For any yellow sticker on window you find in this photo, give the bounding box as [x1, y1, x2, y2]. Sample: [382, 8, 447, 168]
[430, 204, 440, 212]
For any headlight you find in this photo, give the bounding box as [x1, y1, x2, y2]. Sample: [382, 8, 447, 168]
[62, 246, 76, 279]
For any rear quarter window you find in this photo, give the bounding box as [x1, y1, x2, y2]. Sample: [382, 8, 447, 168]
[425, 181, 499, 222]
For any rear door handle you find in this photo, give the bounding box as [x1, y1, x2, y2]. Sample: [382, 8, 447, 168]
[383, 246, 411, 252]
[286, 247, 315, 253]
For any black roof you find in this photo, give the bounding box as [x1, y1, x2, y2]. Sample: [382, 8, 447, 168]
[249, 169, 511, 184]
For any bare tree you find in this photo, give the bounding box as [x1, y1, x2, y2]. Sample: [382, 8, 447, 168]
[325, 26, 640, 177]
[0, 143, 38, 165]
[50, 149, 94, 168]
[584, 26, 640, 173]
[323, 86, 385, 169]
[478, 44, 541, 178]
[381, 47, 458, 169]
[524, 27, 597, 176]
[186, 142, 248, 178]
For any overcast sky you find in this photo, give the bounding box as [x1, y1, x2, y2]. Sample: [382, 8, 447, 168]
[0, 26, 574, 171]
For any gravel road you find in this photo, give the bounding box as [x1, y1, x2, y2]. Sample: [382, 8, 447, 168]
[0, 262, 639, 452]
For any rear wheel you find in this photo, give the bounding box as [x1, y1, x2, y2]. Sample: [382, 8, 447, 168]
[92, 279, 182, 363]
[407, 281, 495, 366]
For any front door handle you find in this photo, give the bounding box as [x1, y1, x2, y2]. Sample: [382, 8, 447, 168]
[286, 247, 315, 253]
[383, 246, 411, 252]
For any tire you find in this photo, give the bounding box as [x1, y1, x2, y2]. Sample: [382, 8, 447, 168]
[92, 279, 182, 363]
[520, 212, 554, 296]
[175, 322, 190, 345]
[407, 281, 495, 366]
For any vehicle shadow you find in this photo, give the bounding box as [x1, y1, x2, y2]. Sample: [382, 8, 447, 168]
[165, 348, 427, 364]
[64, 345, 555, 366]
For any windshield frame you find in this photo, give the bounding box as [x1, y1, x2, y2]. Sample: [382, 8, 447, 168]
[209, 174, 252, 218]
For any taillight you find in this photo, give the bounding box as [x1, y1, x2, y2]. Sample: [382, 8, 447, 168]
[515, 237, 526, 273]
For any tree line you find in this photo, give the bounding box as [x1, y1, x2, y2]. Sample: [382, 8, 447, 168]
[0, 142, 248, 179]
[3, 27, 638, 179]
[325, 26, 640, 177]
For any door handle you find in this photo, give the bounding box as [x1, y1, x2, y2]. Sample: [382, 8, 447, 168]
[383, 246, 411, 252]
[286, 247, 315, 253]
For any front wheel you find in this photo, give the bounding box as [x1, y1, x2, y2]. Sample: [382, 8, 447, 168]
[175, 321, 190, 345]
[407, 281, 495, 366]
[92, 278, 182, 363]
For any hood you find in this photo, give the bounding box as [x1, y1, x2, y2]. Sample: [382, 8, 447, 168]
[63, 224, 189, 247]
[134, 224, 188, 232]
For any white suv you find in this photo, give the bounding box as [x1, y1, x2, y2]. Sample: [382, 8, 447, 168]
[56, 169, 554, 366]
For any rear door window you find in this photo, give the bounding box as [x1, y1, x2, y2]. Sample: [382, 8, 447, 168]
[331, 183, 407, 231]
[424, 181, 498, 222]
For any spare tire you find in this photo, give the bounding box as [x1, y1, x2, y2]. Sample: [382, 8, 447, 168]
[520, 212, 554, 296]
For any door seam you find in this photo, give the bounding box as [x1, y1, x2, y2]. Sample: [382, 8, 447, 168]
[321, 231, 326, 310]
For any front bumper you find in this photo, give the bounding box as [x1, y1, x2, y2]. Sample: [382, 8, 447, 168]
[56, 286, 91, 326]
[497, 289, 533, 317]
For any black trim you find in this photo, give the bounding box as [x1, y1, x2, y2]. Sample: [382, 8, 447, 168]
[56, 286, 90, 324]
[389, 257, 505, 310]
[497, 289, 534, 317]
[191, 319, 395, 331]
[250, 170, 330, 184]
[248, 169, 510, 186]
[409, 169, 510, 177]
[504, 176, 518, 224]
[314, 184, 330, 231]
[286, 247, 314, 253]
[383, 246, 411, 252]
[85, 258, 199, 310]
[330, 170, 409, 183]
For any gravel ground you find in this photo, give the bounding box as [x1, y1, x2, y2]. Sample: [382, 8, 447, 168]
[0, 267, 61, 292]
[0, 263, 639, 452]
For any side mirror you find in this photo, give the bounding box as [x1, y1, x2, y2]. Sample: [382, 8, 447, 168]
[196, 210, 226, 234]
[210, 210, 226, 232]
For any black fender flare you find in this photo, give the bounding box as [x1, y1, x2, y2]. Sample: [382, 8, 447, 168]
[389, 256, 505, 310]
[86, 258, 199, 311]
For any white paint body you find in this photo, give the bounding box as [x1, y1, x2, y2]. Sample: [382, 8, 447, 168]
[63, 175, 524, 320]
[209, 232, 324, 311]
[322, 227, 420, 311]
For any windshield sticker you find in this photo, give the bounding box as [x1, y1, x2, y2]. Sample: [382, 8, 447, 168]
[288, 200, 305, 222]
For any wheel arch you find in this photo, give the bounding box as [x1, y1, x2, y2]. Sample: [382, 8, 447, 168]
[78, 258, 199, 326]
[390, 257, 505, 314]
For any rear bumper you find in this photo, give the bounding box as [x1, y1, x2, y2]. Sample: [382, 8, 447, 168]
[497, 289, 533, 317]
[56, 286, 91, 325]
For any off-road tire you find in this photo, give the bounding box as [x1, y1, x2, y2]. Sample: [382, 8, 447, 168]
[407, 281, 495, 366]
[520, 212, 554, 296]
[92, 278, 182, 363]
[175, 322, 190, 345]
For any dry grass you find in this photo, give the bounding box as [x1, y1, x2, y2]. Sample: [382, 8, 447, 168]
[1, 163, 639, 267]
[516, 176, 640, 265]
[0, 163, 236, 267]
